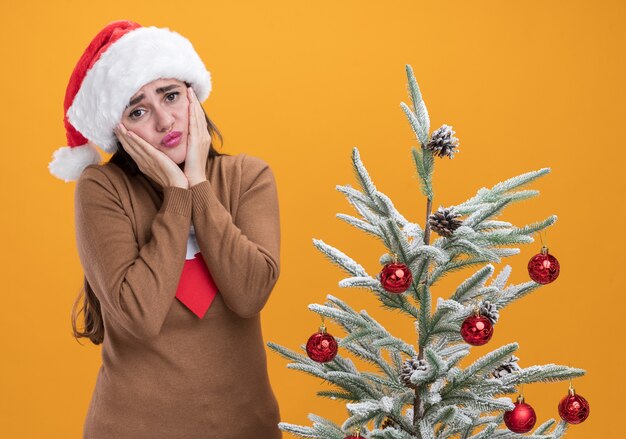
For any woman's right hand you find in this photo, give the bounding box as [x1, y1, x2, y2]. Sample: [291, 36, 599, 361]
[114, 123, 189, 189]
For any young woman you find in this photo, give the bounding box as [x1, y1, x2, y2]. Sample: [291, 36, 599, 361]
[48, 20, 282, 438]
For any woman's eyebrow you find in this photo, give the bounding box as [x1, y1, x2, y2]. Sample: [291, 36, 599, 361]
[126, 84, 181, 108]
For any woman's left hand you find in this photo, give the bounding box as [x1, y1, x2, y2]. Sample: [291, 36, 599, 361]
[184, 86, 211, 187]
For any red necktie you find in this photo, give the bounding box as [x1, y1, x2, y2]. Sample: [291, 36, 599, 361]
[176, 251, 218, 318]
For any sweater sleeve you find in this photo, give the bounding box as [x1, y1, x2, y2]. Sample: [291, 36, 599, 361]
[190, 155, 281, 318]
[74, 166, 192, 339]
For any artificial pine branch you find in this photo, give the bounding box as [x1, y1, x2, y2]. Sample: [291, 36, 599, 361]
[411, 146, 434, 200]
[405, 64, 430, 146]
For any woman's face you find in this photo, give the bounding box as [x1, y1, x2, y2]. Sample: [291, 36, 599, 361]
[121, 78, 189, 165]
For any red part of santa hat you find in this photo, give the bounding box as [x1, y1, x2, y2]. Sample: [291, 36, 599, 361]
[49, 20, 212, 182]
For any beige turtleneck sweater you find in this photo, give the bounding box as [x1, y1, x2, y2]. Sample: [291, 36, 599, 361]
[74, 152, 282, 438]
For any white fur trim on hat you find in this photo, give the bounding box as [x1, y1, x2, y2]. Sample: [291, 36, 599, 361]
[48, 143, 102, 183]
[66, 26, 212, 153]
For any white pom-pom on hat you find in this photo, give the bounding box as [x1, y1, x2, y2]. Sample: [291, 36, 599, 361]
[48, 143, 102, 183]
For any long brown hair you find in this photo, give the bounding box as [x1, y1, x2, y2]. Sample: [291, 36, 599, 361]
[71, 108, 227, 345]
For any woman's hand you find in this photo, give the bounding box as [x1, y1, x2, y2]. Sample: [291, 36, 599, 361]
[114, 123, 189, 189]
[184, 86, 211, 187]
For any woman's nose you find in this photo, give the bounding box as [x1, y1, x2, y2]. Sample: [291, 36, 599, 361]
[154, 106, 175, 132]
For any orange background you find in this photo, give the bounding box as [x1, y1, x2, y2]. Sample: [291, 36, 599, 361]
[1, 1, 624, 437]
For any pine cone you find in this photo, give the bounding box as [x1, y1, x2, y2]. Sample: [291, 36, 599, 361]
[401, 357, 427, 389]
[492, 355, 521, 378]
[428, 206, 463, 237]
[426, 124, 459, 159]
[381, 417, 397, 429]
[480, 300, 499, 324]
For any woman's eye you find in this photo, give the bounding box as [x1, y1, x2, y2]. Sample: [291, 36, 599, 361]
[129, 109, 144, 119]
[166, 91, 180, 102]
[127, 92, 178, 120]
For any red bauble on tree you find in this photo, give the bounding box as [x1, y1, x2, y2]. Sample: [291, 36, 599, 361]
[504, 395, 537, 433]
[527, 245, 560, 284]
[558, 384, 590, 424]
[379, 261, 413, 293]
[306, 321, 338, 363]
[460, 310, 494, 346]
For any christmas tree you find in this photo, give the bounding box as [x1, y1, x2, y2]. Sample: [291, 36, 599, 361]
[267, 65, 589, 438]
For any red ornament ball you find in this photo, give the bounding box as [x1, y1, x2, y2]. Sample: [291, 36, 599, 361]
[558, 389, 590, 424]
[460, 314, 494, 346]
[344, 436, 365, 439]
[306, 331, 338, 363]
[527, 246, 560, 284]
[504, 398, 537, 433]
[380, 262, 413, 293]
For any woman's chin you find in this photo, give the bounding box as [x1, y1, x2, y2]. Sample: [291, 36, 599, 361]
[165, 144, 187, 165]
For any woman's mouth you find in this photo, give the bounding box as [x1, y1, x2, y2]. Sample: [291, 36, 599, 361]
[161, 131, 183, 147]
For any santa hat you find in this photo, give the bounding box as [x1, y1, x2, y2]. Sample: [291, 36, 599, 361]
[48, 20, 212, 182]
